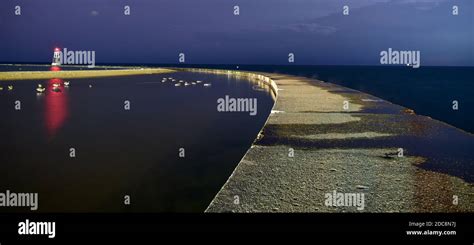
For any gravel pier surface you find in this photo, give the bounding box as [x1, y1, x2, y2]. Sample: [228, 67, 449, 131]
[206, 73, 474, 213]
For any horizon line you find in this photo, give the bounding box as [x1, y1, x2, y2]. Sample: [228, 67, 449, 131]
[0, 62, 473, 68]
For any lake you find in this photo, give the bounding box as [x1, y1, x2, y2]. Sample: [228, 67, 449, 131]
[0, 66, 275, 212]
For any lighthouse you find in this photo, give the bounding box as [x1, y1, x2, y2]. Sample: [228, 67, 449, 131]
[51, 48, 61, 66]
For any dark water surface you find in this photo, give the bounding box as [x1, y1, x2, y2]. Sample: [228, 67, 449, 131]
[0, 68, 274, 212]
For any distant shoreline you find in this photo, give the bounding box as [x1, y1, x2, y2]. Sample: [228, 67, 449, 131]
[0, 63, 472, 68]
[0, 68, 175, 81]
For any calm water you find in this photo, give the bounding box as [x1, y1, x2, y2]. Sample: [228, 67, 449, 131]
[168, 65, 474, 134]
[0, 68, 274, 212]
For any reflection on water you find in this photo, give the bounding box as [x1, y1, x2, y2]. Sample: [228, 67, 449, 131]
[49, 66, 61, 72]
[44, 78, 68, 139]
[0, 70, 275, 212]
[33, 65, 70, 139]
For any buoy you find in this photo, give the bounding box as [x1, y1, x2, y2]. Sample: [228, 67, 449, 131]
[89, 85, 92, 88]
[196, 80, 202, 84]
[203, 83, 211, 87]
[36, 86, 46, 93]
[64, 81, 70, 86]
[7, 85, 13, 91]
[174, 83, 181, 87]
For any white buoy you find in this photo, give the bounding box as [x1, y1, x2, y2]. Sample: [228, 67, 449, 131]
[174, 83, 181, 87]
[36, 84, 45, 93]
[203, 83, 211, 87]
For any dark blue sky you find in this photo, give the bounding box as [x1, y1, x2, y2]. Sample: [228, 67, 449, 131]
[0, 0, 472, 66]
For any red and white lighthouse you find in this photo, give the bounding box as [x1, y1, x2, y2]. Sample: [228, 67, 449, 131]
[51, 48, 61, 66]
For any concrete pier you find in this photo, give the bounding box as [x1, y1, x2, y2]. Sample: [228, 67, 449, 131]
[203, 71, 474, 213]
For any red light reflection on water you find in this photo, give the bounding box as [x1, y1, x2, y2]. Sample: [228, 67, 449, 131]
[50, 66, 61, 72]
[44, 78, 68, 139]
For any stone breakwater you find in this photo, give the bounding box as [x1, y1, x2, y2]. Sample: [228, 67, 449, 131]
[175, 69, 473, 213]
[0, 68, 175, 81]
